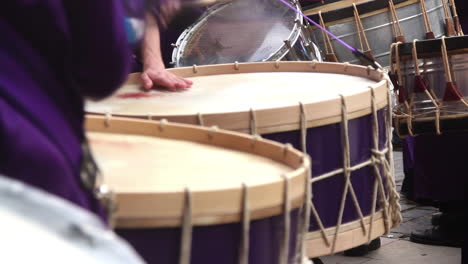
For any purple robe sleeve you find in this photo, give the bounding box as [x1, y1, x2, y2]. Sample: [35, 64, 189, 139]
[63, 1, 132, 99]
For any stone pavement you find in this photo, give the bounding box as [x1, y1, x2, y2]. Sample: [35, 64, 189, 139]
[318, 151, 462, 264]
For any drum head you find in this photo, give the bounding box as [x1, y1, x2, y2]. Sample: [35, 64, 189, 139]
[0, 176, 144, 264]
[86, 117, 309, 228]
[173, 0, 301, 66]
[86, 62, 388, 134]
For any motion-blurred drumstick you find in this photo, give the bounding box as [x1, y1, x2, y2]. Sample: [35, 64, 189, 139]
[353, 3, 376, 62]
[440, 37, 467, 105]
[277, 0, 381, 69]
[441, 0, 456, 36]
[181, 0, 222, 7]
[388, 0, 406, 42]
[318, 11, 339, 62]
[420, 0, 435, 39]
[448, 0, 464, 36]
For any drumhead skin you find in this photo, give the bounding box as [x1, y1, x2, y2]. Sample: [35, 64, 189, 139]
[0, 176, 144, 264]
[86, 116, 309, 264]
[304, 0, 446, 66]
[86, 116, 309, 227]
[86, 61, 388, 134]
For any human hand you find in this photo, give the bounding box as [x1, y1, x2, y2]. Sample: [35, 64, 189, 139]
[158, 0, 182, 28]
[141, 66, 193, 91]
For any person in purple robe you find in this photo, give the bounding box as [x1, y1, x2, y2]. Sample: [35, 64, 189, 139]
[0, 0, 193, 224]
[0, 1, 134, 221]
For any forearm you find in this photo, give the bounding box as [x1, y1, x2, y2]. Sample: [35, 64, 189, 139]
[142, 12, 165, 71]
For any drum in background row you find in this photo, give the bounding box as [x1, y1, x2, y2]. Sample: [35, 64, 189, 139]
[86, 116, 310, 264]
[86, 61, 402, 258]
[304, 0, 454, 66]
[0, 175, 144, 264]
[171, 0, 321, 67]
[391, 35, 468, 136]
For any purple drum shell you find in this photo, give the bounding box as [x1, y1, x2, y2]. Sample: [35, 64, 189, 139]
[117, 208, 300, 264]
[264, 109, 388, 230]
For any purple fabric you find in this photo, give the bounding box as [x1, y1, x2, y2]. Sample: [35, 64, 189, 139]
[411, 132, 467, 201]
[264, 110, 387, 230]
[0, 1, 131, 221]
[402, 137, 414, 172]
[117, 209, 300, 264]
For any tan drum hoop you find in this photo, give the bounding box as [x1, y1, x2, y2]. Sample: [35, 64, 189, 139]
[86, 62, 389, 135]
[85, 116, 310, 228]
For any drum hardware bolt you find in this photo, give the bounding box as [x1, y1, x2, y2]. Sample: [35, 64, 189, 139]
[283, 143, 293, 156]
[310, 60, 317, 70]
[158, 119, 168, 132]
[250, 134, 262, 148]
[169, 61, 176, 65]
[105, 112, 112, 127]
[275, 60, 280, 69]
[234, 61, 239, 70]
[294, 19, 300, 24]
[192, 64, 198, 73]
[367, 66, 372, 76]
[171, 43, 178, 47]
[208, 126, 219, 140]
[343, 62, 350, 72]
[147, 113, 154, 120]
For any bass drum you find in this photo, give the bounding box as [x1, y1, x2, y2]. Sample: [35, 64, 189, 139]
[0, 175, 144, 264]
[171, 0, 322, 67]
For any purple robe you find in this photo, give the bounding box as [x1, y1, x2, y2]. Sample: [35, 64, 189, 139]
[0, 1, 131, 221]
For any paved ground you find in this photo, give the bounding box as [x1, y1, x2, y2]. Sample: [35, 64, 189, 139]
[318, 151, 462, 264]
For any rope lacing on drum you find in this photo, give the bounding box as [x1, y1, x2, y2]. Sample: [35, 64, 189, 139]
[278, 174, 291, 264]
[330, 95, 368, 253]
[306, 88, 400, 254]
[179, 188, 193, 264]
[296, 157, 312, 263]
[299, 102, 308, 153]
[369, 87, 401, 238]
[238, 184, 250, 264]
[250, 108, 258, 136]
[388, 0, 405, 42]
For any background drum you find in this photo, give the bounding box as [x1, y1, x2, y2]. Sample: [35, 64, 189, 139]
[304, 0, 448, 66]
[86, 116, 310, 264]
[86, 61, 402, 257]
[171, 0, 321, 67]
[392, 35, 468, 136]
[0, 175, 143, 264]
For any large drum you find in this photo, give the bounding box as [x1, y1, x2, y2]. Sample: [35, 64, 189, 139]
[171, 0, 321, 67]
[0, 175, 144, 264]
[86, 116, 310, 264]
[392, 35, 468, 136]
[86, 61, 402, 257]
[304, 0, 448, 66]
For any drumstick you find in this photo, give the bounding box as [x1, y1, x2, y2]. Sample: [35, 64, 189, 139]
[277, 0, 381, 69]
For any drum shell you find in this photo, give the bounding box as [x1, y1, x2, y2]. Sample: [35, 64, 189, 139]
[117, 209, 300, 264]
[309, 0, 446, 66]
